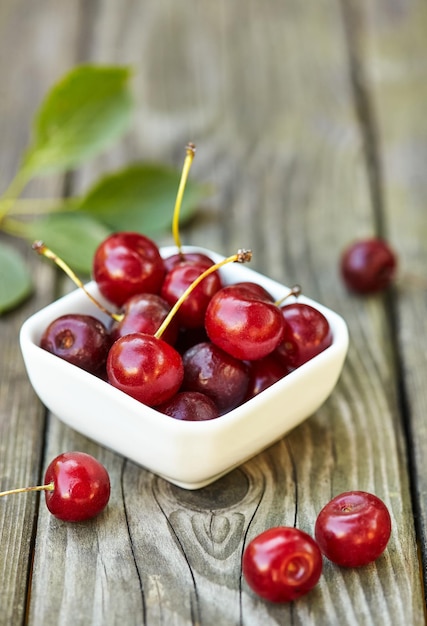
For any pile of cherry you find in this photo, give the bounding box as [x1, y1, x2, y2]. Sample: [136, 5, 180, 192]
[36, 231, 333, 421]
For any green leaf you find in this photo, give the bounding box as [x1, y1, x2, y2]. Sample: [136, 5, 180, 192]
[0, 243, 33, 314]
[20, 213, 112, 274]
[22, 65, 133, 176]
[76, 164, 212, 235]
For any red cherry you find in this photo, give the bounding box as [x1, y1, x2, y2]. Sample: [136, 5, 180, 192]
[182, 341, 249, 414]
[40, 314, 110, 375]
[275, 302, 332, 369]
[161, 261, 223, 329]
[156, 391, 219, 421]
[93, 232, 165, 306]
[0, 452, 110, 522]
[231, 281, 275, 302]
[314, 491, 392, 567]
[163, 252, 214, 273]
[107, 333, 184, 406]
[245, 354, 290, 400]
[205, 284, 284, 361]
[44, 452, 111, 522]
[340, 237, 397, 294]
[242, 527, 323, 603]
[110, 293, 179, 345]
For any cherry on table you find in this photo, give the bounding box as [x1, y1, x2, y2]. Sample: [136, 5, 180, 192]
[242, 526, 323, 602]
[314, 490, 392, 567]
[0, 451, 110, 522]
[340, 237, 397, 294]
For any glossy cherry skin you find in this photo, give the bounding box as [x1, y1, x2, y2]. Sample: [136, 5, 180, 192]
[44, 452, 110, 522]
[40, 314, 110, 375]
[156, 391, 219, 421]
[340, 238, 397, 294]
[161, 261, 223, 329]
[243, 527, 323, 603]
[163, 252, 214, 273]
[107, 332, 184, 406]
[231, 281, 274, 302]
[93, 232, 165, 306]
[245, 354, 290, 400]
[182, 341, 249, 414]
[275, 303, 332, 370]
[110, 293, 178, 345]
[314, 491, 392, 567]
[205, 284, 285, 361]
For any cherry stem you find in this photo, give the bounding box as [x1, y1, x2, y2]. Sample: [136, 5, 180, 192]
[155, 249, 252, 339]
[32, 241, 122, 322]
[172, 143, 196, 255]
[0, 483, 54, 498]
[275, 284, 302, 307]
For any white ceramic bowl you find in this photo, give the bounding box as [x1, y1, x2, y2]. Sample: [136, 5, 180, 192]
[20, 246, 349, 489]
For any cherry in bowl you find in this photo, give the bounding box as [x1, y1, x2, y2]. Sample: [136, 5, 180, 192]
[20, 245, 349, 489]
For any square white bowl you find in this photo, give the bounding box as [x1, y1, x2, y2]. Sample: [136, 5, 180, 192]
[20, 246, 349, 489]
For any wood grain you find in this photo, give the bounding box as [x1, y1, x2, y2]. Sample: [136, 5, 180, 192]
[0, 1, 425, 624]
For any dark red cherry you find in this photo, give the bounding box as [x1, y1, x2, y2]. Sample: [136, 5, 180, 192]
[340, 237, 397, 294]
[110, 293, 179, 345]
[205, 284, 284, 361]
[275, 303, 332, 369]
[161, 261, 223, 329]
[174, 326, 210, 354]
[182, 341, 250, 414]
[40, 314, 110, 375]
[156, 391, 219, 421]
[107, 332, 184, 406]
[93, 232, 165, 306]
[245, 354, 290, 400]
[163, 252, 214, 273]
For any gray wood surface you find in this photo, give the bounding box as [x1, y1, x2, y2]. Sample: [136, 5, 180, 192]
[0, 1, 426, 624]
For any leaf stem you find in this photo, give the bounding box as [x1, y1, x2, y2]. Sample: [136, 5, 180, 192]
[0, 168, 31, 222]
[1, 196, 76, 216]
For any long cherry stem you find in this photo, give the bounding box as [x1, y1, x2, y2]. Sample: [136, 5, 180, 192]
[0, 483, 54, 497]
[172, 143, 196, 255]
[155, 249, 252, 339]
[32, 241, 122, 322]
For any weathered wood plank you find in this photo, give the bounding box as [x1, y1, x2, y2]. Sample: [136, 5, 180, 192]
[358, 0, 427, 591]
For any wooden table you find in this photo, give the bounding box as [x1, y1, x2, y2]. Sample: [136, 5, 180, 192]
[1, 1, 426, 624]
